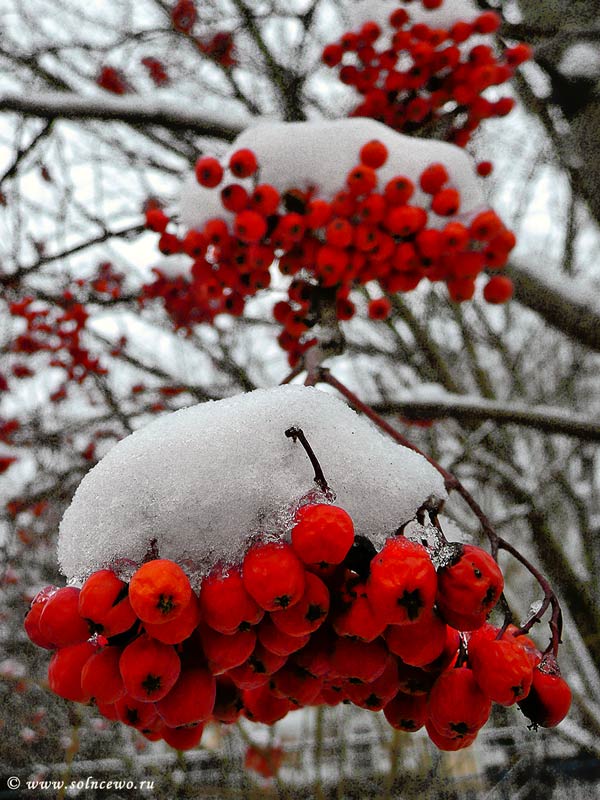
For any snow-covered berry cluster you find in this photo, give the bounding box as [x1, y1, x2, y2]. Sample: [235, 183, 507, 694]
[144, 139, 515, 365]
[322, 1, 531, 147]
[25, 503, 570, 753]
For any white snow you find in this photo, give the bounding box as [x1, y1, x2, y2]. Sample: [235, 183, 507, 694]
[179, 118, 485, 230]
[346, 0, 481, 30]
[559, 42, 600, 80]
[58, 385, 446, 581]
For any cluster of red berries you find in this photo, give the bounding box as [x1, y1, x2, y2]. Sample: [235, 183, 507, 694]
[144, 140, 515, 365]
[25, 503, 570, 753]
[170, 0, 236, 67]
[322, 3, 531, 146]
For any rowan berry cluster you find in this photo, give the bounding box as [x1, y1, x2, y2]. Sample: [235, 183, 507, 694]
[144, 140, 515, 365]
[25, 502, 570, 753]
[322, 1, 532, 147]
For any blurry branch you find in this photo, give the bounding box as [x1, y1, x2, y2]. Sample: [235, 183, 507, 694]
[372, 394, 600, 441]
[0, 91, 249, 140]
[0, 121, 53, 185]
[508, 260, 600, 353]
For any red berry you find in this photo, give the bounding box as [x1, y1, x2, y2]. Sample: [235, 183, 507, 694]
[155, 667, 216, 726]
[79, 569, 137, 638]
[346, 165, 378, 196]
[220, 183, 249, 212]
[229, 148, 258, 178]
[384, 206, 427, 236]
[213, 677, 244, 723]
[331, 578, 386, 642]
[197, 623, 256, 673]
[271, 573, 329, 637]
[384, 176, 414, 205]
[322, 43, 344, 67]
[270, 662, 323, 708]
[428, 667, 491, 739]
[386, 609, 447, 667]
[291, 504, 354, 569]
[119, 634, 181, 701]
[114, 693, 159, 730]
[250, 184, 280, 215]
[345, 656, 399, 711]
[420, 163, 449, 195]
[48, 641, 97, 702]
[474, 11, 501, 34]
[129, 559, 192, 625]
[257, 617, 309, 657]
[483, 275, 514, 304]
[228, 643, 287, 690]
[243, 684, 291, 723]
[331, 637, 388, 684]
[243, 542, 306, 612]
[24, 586, 58, 649]
[384, 691, 428, 732]
[368, 537, 437, 626]
[162, 723, 205, 750]
[39, 587, 90, 647]
[145, 208, 170, 233]
[199, 565, 262, 634]
[431, 188, 460, 216]
[195, 156, 223, 188]
[234, 210, 267, 243]
[359, 140, 388, 169]
[425, 719, 477, 751]
[518, 659, 571, 728]
[436, 544, 504, 631]
[368, 298, 391, 320]
[81, 646, 125, 704]
[469, 210, 503, 241]
[469, 626, 534, 705]
[143, 591, 201, 644]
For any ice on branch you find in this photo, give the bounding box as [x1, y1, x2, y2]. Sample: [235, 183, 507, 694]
[58, 386, 446, 581]
[346, 0, 480, 30]
[179, 118, 485, 230]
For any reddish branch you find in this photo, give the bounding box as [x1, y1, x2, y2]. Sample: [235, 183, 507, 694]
[316, 367, 563, 657]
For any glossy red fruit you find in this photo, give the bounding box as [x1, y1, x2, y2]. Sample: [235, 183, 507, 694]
[271, 573, 329, 637]
[386, 609, 447, 667]
[24, 586, 58, 649]
[419, 163, 449, 195]
[469, 626, 534, 705]
[518, 659, 572, 728]
[425, 719, 477, 751]
[227, 643, 287, 690]
[258, 617, 310, 657]
[96, 700, 120, 721]
[115, 693, 158, 729]
[431, 188, 460, 216]
[48, 641, 97, 703]
[229, 148, 258, 178]
[395, 660, 437, 696]
[40, 587, 91, 647]
[213, 677, 244, 723]
[331, 637, 388, 684]
[162, 723, 205, 750]
[270, 663, 322, 707]
[143, 591, 200, 644]
[384, 691, 428, 731]
[345, 657, 399, 711]
[79, 569, 137, 637]
[436, 544, 504, 630]
[81, 646, 125, 704]
[243, 684, 291, 724]
[199, 565, 262, 634]
[242, 542, 306, 611]
[422, 625, 460, 672]
[368, 537, 437, 626]
[198, 623, 256, 674]
[483, 275, 514, 304]
[288, 511, 347, 569]
[428, 667, 491, 739]
[155, 667, 216, 727]
[119, 634, 181, 702]
[331, 578, 386, 642]
[368, 298, 392, 320]
[128, 559, 192, 626]
[194, 156, 223, 188]
[360, 140, 388, 169]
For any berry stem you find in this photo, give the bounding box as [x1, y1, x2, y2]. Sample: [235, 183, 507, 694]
[285, 426, 333, 498]
[317, 367, 563, 657]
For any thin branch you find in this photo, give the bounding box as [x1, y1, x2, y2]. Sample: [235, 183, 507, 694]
[0, 90, 250, 140]
[371, 394, 600, 442]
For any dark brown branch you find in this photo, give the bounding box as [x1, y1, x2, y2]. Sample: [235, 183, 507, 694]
[285, 426, 332, 498]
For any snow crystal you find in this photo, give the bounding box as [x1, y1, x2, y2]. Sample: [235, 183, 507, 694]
[346, 0, 480, 30]
[179, 118, 485, 231]
[58, 385, 446, 581]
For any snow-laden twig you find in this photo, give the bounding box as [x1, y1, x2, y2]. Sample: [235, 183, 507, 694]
[0, 90, 249, 140]
[372, 393, 600, 441]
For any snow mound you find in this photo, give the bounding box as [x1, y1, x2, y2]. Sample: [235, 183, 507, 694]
[179, 118, 485, 230]
[58, 385, 446, 581]
[347, 0, 480, 30]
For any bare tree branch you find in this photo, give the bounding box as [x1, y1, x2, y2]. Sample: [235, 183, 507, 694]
[372, 393, 600, 441]
[0, 90, 250, 140]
